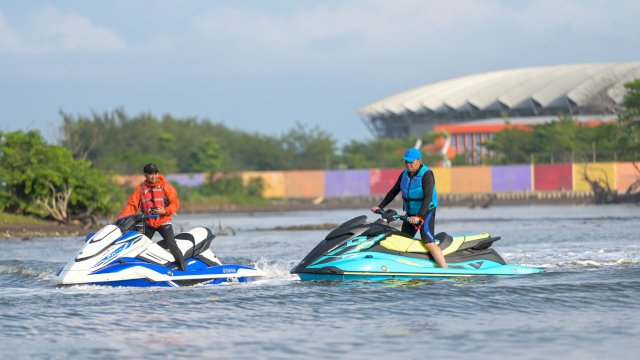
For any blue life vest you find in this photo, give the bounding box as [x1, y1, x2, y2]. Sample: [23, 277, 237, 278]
[400, 165, 439, 216]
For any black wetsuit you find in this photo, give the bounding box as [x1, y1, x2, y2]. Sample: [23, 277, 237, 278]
[145, 223, 186, 271]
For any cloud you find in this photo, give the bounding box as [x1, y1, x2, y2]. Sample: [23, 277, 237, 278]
[0, 12, 26, 53]
[186, 0, 640, 76]
[0, 6, 126, 55]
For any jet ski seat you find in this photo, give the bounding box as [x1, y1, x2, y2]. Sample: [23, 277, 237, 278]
[380, 232, 496, 256]
[157, 227, 216, 258]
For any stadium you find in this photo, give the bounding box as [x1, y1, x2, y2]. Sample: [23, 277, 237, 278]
[359, 61, 640, 163]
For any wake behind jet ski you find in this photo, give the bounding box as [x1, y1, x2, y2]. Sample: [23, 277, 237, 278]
[56, 214, 264, 287]
[291, 209, 542, 281]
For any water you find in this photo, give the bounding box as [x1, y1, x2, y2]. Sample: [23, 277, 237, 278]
[1, 205, 639, 359]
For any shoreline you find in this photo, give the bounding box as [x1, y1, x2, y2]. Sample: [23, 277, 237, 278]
[2, 193, 636, 240]
[179, 191, 601, 214]
[0, 222, 87, 240]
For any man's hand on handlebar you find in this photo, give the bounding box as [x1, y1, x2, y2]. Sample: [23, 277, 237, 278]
[151, 207, 166, 215]
[371, 206, 381, 214]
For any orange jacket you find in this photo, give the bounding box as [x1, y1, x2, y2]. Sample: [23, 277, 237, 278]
[118, 174, 180, 228]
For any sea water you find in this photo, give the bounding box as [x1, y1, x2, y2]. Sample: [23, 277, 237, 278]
[1, 205, 639, 359]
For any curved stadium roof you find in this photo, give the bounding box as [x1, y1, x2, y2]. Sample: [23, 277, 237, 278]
[359, 61, 640, 137]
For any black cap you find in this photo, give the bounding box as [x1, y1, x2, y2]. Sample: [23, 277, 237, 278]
[143, 163, 159, 174]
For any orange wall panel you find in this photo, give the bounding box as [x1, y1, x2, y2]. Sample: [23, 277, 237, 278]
[114, 175, 143, 188]
[242, 171, 286, 198]
[573, 162, 616, 192]
[450, 166, 492, 193]
[616, 162, 639, 193]
[283, 170, 325, 199]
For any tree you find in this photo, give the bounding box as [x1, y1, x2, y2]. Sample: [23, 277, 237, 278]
[340, 136, 414, 169]
[574, 79, 640, 203]
[57, 110, 351, 172]
[281, 122, 336, 169]
[621, 79, 640, 157]
[483, 117, 630, 164]
[0, 130, 117, 224]
[185, 137, 222, 173]
[623, 79, 640, 117]
[211, 125, 292, 171]
[60, 109, 107, 160]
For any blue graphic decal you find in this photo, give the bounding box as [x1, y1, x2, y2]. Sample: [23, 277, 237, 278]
[326, 234, 383, 256]
[115, 231, 142, 244]
[94, 241, 134, 268]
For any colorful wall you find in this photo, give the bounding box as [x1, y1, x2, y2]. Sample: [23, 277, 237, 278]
[117, 162, 638, 199]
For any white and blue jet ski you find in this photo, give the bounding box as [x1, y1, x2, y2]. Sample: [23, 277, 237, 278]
[56, 214, 264, 287]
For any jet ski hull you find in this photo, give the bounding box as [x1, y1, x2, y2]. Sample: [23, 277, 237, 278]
[57, 258, 262, 287]
[295, 251, 542, 281]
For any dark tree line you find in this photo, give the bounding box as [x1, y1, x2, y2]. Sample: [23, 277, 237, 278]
[59, 109, 426, 173]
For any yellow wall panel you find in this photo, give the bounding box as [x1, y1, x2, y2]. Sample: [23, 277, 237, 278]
[572, 162, 616, 192]
[431, 167, 452, 194]
[242, 171, 286, 198]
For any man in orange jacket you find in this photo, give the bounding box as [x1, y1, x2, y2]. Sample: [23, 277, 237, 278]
[119, 163, 185, 271]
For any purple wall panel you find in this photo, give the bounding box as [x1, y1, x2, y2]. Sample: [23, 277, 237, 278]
[324, 170, 371, 197]
[166, 173, 206, 187]
[491, 165, 531, 192]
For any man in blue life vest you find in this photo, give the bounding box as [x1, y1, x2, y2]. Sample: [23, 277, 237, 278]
[371, 148, 448, 268]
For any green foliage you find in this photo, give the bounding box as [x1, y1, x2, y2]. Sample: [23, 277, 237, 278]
[483, 115, 638, 164]
[202, 176, 244, 196]
[0, 130, 119, 221]
[620, 80, 640, 157]
[185, 137, 222, 172]
[59, 109, 450, 172]
[245, 177, 264, 198]
[281, 122, 336, 169]
[451, 154, 471, 166]
[0, 212, 48, 224]
[213, 126, 293, 171]
[60, 110, 339, 172]
[340, 136, 415, 168]
[623, 79, 640, 117]
[60, 109, 213, 173]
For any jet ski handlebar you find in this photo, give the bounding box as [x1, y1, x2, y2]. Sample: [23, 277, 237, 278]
[375, 208, 422, 225]
[114, 214, 159, 232]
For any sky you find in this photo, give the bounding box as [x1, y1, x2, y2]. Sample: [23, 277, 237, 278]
[1, 0, 639, 146]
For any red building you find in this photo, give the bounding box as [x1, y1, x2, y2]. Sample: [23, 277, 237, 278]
[435, 123, 501, 164]
[433, 117, 607, 165]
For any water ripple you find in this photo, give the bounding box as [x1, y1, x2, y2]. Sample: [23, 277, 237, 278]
[2, 206, 640, 359]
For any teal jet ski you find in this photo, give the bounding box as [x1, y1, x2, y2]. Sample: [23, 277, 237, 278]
[291, 209, 542, 281]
